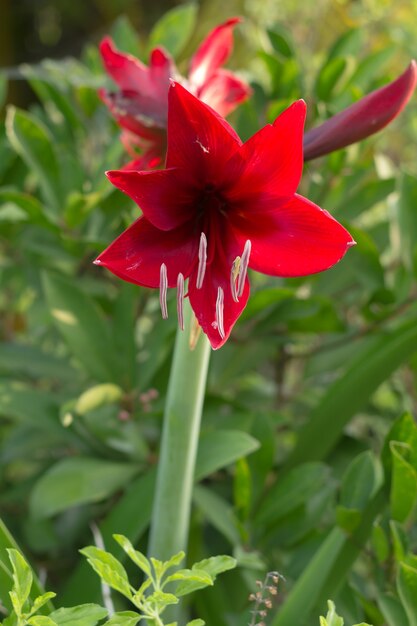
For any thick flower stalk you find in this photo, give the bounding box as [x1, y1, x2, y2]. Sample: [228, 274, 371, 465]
[99, 18, 250, 170]
[95, 83, 355, 349]
[304, 60, 417, 160]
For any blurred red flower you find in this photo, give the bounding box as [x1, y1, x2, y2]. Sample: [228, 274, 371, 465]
[99, 18, 250, 170]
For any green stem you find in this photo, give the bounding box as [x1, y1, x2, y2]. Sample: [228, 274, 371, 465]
[148, 299, 211, 560]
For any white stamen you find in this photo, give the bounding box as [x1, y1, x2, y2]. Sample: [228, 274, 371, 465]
[216, 286, 225, 339]
[196, 233, 207, 289]
[159, 263, 168, 319]
[237, 240, 251, 297]
[177, 273, 185, 330]
[230, 257, 240, 302]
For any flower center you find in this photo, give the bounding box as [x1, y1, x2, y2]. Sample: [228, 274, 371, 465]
[197, 183, 227, 220]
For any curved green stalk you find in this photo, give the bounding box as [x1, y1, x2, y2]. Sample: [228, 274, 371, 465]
[148, 299, 211, 560]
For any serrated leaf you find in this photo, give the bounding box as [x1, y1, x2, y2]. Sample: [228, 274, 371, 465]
[6, 107, 61, 210]
[49, 603, 108, 626]
[105, 612, 140, 626]
[30, 457, 139, 519]
[7, 549, 32, 608]
[80, 547, 132, 599]
[30, 593, 57, 617]
[165, 568, 212, 586]
[147, 590, 178, 610]
[27, 618, 58, 626]
[148, 3, 198, 57]
[112, 535, 151, 577]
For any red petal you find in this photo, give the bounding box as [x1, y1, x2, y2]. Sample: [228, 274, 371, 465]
[188, 234, 249, 349]
[231, 194, 355, 277]
[228, 100, 306, 206]
[95, 217, 197, 288]
[166, 82, 241, 184]
[198, 69, 251, 117]
[189, 18, 241, 89]
[106, 168, 194, 230]
[304, 60, 417, 160]
[99, 89, 166, 139]
[100, 37, 154, 94]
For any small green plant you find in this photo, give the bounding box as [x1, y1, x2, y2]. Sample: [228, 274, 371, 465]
[319, 601, 372, 626]
[80, 534, 236, 626]
[0, 549, 56, 626]
[0, 542, 235, 626]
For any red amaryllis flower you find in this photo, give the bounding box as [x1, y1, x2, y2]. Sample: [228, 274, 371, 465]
[95, 83, 355, 349]
[304, 60, 417, 160]
[99, 18, 250, 170]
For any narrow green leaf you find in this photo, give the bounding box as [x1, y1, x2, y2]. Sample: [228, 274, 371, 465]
[390, 441, 417, 521]
[29, 593, 57, 617]
[193, 485, 240, 545]
[339, 452, 382, 510]
[148, 3, 198, 57]
[397, 560, 417, 626]
[27, 617, 57, 626]
[289, 319, 417, 465]
[316, 57, 348, 101]
[255, 463, 330, 525]
[195, 430, 259, 480]
[30, 458, 139, 519]
[42, 272, 116, 382]
[6, 107, 61, 210]
[321, 601, 344, 626]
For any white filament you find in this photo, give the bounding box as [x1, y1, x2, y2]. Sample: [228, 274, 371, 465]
[177, 273, 185, 330]
[196, 232, 207, 289]
[237, 240, 251, 297]
[216, 286, 225, 339]
[159, 263, 168, 319]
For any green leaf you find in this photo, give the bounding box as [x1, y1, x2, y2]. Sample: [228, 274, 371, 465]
[42, 272, 116, 382]
[254, 463, 330, 525]
[397, 173, 417, 272]
[0, 189, 58, 229]
[80, 547, 132, 599]
[191, 556, 236, 580]
[112, 535, 152, 578]
[49, 604, 108, 626]
[371, 524, 390, 564]
[30, 458, 139, 519]
[397, 560, 417, 626]
[289, 319, 417, 465]
[165, 568, 212, 587]
[147, 590, 178, 610]
[321, 601, 344, 626]
[186, 621, 205, 626]
[377, 592, 409, 626]
[339, 452, 382, 510]
[148, 3, 198, 57]
[29, 593, 57, 617]
[110, 16, 142, 57]
[105, 612, 140, 626]
[390, 441, 417, 522]
[195, 430, 260, 480]
[193, 485, 240, 545]
[0, 342, 78, 382]
[27, 618, 57, 626]
[6, 107, 61, 210]
[316, 57, 348, 101]
[7, 549, 32, 609]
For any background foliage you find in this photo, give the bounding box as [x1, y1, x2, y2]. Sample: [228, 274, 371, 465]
[1, 1, 417, 625]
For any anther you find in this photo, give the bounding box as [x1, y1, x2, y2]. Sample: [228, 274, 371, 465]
[159, 263, 168, 319]
[177, 273, 184, 330]
[196, 233, 207, 289]
[215, 286, 225, 339]
[237, 240, 251, 297]
[230, 257, 240, 302]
